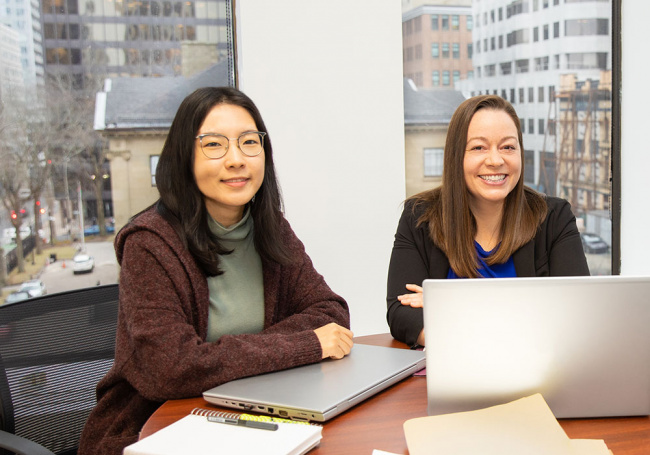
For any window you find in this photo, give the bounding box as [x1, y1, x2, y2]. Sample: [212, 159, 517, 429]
[554, 21, 560, 38]
[529, 119, 535, 134]
[431, 43, 439, 58]
[491, 36, 495, 50]
[524, 149, 535, 183]
[519, 87, 525, 103]
[500, 61, 512, 75]
[453, 70, 460, 83]
[534, 27, 539, 42]
[431, 14, 439, 30]
[565, 19, 609, 36]
[424, 148, 444, 177]
[544, 24, 549, 40]
[452, 15, 459, 30]
[515, 59, 530, 73]
[566, 52, 608, 70]
[432, 70, 440, 86]
[442, 43, 450, 58]
[453, 43, 460, 59]
[485, 64, 496, 77]
[466, 15, 473, 31]
[510, 88, 515, 103]
[150, 155, 159, 186]
[528, 87, 535, 103]
[442, 70, 450, 86]
[538, 119, 545, 135]
[521, 118, 526, 133]
[442, 15, 449, 30]
[467, 43, 473, 59]
[538, 86, 545, 102]
[535, 56, 549, 71]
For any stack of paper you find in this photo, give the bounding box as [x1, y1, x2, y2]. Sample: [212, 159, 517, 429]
[124, 413, 322, 455]
[404, 394, 612, 455]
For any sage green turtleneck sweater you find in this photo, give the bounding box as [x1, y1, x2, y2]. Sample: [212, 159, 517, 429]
[206, 209, 264, 342]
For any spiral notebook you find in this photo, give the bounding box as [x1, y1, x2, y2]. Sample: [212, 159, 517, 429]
[123, 407, 322, 455]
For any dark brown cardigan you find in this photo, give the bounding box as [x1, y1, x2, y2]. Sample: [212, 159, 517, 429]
[78, 208, 350, 454]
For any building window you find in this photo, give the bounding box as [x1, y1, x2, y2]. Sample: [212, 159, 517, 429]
[554, 21, 560, 38]
[491, 36, 495, 50]
[442, 70, 450, 86]
[519, 87, 525, 103]
[424, 148, 444, 177]
[453, 70, 460, 83]
[515, 59, 530, 73]
[453, 43, 460, 59]
[544, 24, 549, 40]
[467, 43, 473, 59]
[534, 27, 539, 42]
[535, 56, 549, 71]
[452, 15, 459, 30]
[431, 43, 439, 58]
[150, 155, 159, 186]
[432, 71, 440, 86]
[567, 52, 608, 70]
[442, 42, 450, 58]
[510, 88, 515, 103]
[500, 61, 512, 75]
[524, 149, 535, 183]
[538, 119, 545, 135]
[565, 19, 609, 36]
[499, 35, 503, 49]
[431, 14, 439, 30]
[466, 15, 473, 30]
[467, 70, 474, 79]
[528, 87, 534, 103]
[485, 64, 496, 77]
[521, 117, 526, 133]
[529, 118, 535, 134]
[442, 15, 449, 30]
[538, 86, 545, 102]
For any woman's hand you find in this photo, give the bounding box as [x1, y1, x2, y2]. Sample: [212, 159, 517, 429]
[397, 284, 423, 308]
[314, 323, 354, 360]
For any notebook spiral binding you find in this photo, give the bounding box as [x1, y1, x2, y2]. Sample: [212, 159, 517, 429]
[190, 407, 320, 426]
[191, 407, 239, 419]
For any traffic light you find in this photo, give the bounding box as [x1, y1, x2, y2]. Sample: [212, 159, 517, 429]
[11, 211, 17, 220]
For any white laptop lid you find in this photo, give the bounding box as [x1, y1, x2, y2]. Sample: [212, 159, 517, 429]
[203, 343, 425, 422]
[422, 275, 650, 418]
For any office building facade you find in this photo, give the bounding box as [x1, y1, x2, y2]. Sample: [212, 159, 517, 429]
[402, 0, 474, 90]
[0, 23, 25, 99]
[0, 0, 44, 90]
[40, 0, 233, 89]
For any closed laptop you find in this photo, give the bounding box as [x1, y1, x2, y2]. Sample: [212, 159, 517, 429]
[203, 343, 425, 422]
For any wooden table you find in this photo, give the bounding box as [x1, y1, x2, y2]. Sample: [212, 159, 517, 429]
[140, 334, 650, 454]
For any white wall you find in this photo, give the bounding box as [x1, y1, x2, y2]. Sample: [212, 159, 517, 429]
[620, 1, 650, 275]
[236, 1, 406, 335]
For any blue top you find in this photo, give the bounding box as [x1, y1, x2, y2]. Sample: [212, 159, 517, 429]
[447, 242, 517, 279]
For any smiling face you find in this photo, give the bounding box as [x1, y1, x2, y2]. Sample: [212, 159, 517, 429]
[193, 103, 265, 227]
[463, 108, 522, 213]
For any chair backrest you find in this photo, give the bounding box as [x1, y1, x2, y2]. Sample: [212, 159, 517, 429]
[0, 284, 119, 454]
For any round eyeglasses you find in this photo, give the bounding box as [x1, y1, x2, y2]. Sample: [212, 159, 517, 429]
[195, 131, 266, 159]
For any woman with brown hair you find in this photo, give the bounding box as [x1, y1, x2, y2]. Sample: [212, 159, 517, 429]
[386, 95, 589, 347]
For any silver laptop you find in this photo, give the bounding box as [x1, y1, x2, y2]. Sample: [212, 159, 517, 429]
[422, 275, 650, 418]
[203, 343, 425, 422]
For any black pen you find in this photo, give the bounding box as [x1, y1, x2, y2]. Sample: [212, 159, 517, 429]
[207, 415, 278, 431]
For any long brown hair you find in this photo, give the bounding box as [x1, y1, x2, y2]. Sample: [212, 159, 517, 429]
[412, 95, 547, 278]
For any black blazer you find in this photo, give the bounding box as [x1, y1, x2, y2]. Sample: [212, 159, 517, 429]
[386, 196, 590, 346]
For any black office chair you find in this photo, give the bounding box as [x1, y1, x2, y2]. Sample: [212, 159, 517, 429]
[0, 284, 119, 455]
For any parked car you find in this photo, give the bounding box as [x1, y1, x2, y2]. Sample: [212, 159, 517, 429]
[580, 233, 610, 254]
[73, 254, 95, 274]
[19, 279, 47, 298]
[83, 224, 115, 236]
[5, 290, 31, 304]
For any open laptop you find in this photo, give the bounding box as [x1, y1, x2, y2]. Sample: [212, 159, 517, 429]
[422, 275, 650, 418]
[203, 343, 425, 422]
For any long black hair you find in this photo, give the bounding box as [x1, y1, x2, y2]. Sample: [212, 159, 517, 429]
[154, 86, 291, 276]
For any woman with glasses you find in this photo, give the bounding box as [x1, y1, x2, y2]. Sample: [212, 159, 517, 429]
[386, 95, 589, 348]
[79, 87, 353, 454]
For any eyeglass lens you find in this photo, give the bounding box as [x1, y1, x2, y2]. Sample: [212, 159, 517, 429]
[199, 132, 264, 158]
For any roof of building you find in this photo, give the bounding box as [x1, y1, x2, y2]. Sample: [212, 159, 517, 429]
[96, 60, 230, 131]
[403, 78, 466, 126]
